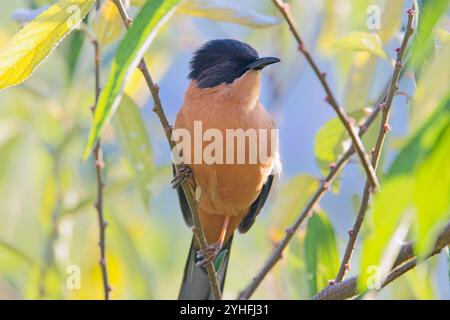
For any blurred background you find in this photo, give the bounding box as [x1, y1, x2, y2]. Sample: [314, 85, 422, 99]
[0, 0, 449, 299]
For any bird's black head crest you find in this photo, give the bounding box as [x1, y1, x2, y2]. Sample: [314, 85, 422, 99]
[188, 39, 260, 89]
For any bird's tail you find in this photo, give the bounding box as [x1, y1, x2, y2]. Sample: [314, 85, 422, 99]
[178, 235, 233, 300]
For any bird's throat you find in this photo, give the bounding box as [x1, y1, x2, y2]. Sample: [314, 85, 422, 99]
[189, 71, 262, 112]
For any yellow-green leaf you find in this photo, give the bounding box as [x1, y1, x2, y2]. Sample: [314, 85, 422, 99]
[414, 118, 450, 254]
[304, 210, 340, 296]
[314, 109, 369, 179]
[358, 95, 450, 293]
[0, 0, 95, 90]
[132, 0, 280, 28]
[409, 0, 449, 71]
[177, 0, 280, 28]
[411, 42, 450, 130]
[358, 177, 415, 293]
[83, 0, 181, 159]
[377, 0, 404, 43]
[268, 174, 320, 238]
[314, 117, 349, 175]
[343, 1, 403, 112]
[92, 0, 126, 47]
[333, 31, 387, 59]
[114, 95, 154, 209]
[436, 28, 450, 45]
[130, 0, 146, 5]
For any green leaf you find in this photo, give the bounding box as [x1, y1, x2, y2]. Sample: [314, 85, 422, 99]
[65, 30, 85, 84]
[0, 120, 20, 147]
[114, 95, 154, 209]
[304, 210, 340, 296]
[0, 0, 95, 90]
[414, 116, 450, 253]
[268, 175, 320, 236]
[132, 0, 281, 28]
[314, 117, 348, 175]
[108, 213, 155, 298]
[358, 177, 415, 293]
[177, 0, 280, 28]
[0, 239, 34, 265]
[409, 0, 450, 73]
[314, 110, 369, 188]
[377, 0, 404, 43]
[410, 41, 450, 130]
[91, 0, 126, 47]
[333, 31, 387, 59]
[358, 94, 450, 292]
[389, 95, 450, 177]
[83, 0, 181, 159]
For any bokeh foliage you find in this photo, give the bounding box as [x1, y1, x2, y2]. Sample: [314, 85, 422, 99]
[0, 0, 448, 299]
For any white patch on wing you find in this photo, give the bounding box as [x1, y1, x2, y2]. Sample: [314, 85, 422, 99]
[272, 151, 282, 177]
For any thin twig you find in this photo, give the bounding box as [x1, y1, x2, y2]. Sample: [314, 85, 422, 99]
[334, 7, 416, 283]
[271, 0, 379, 190]
[88, 6, 112, 299]
[313, 221, 450, 300]
[239, 3, 416, 299]
[110, 0, 222, 299]
[238, 1, 412, 300]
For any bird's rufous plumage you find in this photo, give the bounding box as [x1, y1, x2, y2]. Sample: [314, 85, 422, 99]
[175, 39, 280, 299]
[174, 70, 277, 244]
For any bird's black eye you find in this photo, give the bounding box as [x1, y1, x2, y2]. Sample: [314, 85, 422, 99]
[225, 59, 238, 68]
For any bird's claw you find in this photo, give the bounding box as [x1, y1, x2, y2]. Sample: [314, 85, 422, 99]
[171, 165, 192, 189]
[195, 243, 221, 267]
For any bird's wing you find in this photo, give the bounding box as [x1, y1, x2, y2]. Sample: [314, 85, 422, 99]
[238, 174, 274, 233]
[173, 165, 194, 227]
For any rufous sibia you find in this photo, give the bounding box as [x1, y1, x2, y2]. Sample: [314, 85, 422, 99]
[173, 39, 280, 299]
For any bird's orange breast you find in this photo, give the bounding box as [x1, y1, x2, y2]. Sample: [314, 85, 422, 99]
[174, 71, 278, 244]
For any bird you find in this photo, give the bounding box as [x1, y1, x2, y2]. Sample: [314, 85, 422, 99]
[172, 39, 281, 300]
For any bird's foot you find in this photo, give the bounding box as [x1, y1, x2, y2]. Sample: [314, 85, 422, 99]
[195, 243, 221, 267]
[171, 165, 192, 189]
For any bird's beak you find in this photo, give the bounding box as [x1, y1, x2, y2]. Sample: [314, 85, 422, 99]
[247, 57, 281, 70]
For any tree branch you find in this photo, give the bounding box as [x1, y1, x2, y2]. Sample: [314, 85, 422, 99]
[313, 221, 450, 300]
[238, 91, 386, 299]
[238, 0, 415, 300]
[83, 6, 112, 299]
[271, 0, 379, 190]
[335, 6, 416, 283]
[110, 0, 222, 299]
[90, 18, 112, 300]
[239, 2, 419, 300]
